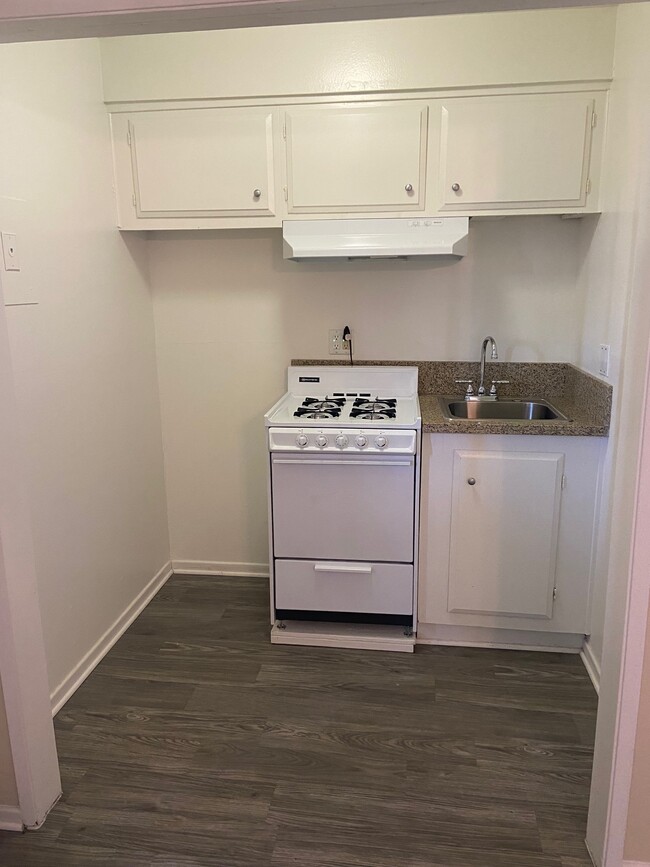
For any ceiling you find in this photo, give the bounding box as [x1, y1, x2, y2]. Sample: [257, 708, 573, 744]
[0, 0, 628, 43]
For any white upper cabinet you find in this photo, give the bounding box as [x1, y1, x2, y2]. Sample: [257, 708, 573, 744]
[111, 107, 278, 228]
[108, 90, 607, 229]
[437, 92, 601, 212]
[283, 103, 429, 214]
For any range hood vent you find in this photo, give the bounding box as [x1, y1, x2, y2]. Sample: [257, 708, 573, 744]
[282, 217, 469, 260]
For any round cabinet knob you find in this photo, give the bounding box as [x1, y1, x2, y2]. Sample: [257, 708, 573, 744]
[405, 183, 414, 193]
[296, 434, 309, 448]
[316, 435, 328, 448]
[451, 183, 461, 193]
[253, 188, 262, 198]
[375, 435, 388, 449]
[335, 435, 349, 449]
[355, 435, 368, 449]
[467, 477, 476, 486]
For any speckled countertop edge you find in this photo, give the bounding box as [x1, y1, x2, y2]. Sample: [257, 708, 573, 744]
[291, 360, 612, 437]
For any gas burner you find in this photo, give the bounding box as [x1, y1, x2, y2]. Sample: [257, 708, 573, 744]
[353, 397, 397, 413]
[294, 405, 341, 419]
[303, 397, 346, 411]
[352, 411, 392, 420]
[349, 408, 396, 421]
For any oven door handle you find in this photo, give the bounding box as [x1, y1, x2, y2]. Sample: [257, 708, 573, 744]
[314, 563, 373, 574]
[272, 458, 414, 467]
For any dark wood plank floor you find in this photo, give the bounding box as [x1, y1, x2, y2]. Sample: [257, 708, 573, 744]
[0, 574, 598, 866]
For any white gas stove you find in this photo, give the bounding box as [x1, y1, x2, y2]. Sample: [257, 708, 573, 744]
[265, 366, 421, 653]
[265, 365, 420, 452]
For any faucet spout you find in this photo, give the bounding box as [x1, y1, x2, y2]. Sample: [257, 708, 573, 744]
[479, 336, 498, 395]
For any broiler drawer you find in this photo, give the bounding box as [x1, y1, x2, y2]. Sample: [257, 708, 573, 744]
[274, 559, 413, 615]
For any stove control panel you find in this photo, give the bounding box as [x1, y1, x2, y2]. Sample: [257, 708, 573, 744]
[269, 427, 417, 455]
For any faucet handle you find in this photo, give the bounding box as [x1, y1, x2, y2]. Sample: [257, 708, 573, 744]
[455, 379, 475, 399]
[489, 379, 510, 396]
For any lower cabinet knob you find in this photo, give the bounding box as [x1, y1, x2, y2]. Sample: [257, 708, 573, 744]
[253, 188, 262, 198]
[375, 435, 388, 449]
[316, 435, 328, 448]
[452, 183, 461, 192]
[296, 434, 309, 448]
[467, 477, 476, 485]
[335, 435, 349, 449]
[355, 435, 368, 448]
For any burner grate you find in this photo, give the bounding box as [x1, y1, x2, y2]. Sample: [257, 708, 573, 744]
[350, 409, 395, 421]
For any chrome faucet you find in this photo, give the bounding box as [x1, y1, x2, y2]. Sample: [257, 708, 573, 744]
[478, 336, 498, 395]
[455, 336, 509, 401]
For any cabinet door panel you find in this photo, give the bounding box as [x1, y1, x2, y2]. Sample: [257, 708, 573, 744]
[128, 108, 275, 217]
[448, 450, 563, 619]
[285, 104, 428, 213]
[439, 94, 595, 210]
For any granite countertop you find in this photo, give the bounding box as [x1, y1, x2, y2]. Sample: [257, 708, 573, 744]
[419, 393, 609, 436]
[292, 359, 612, 437]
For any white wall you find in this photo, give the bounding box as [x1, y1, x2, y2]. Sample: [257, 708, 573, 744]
[0, 38, 170, 703]
[99, 7, 615, 102]
[150, 216, 587, 567]
[0, 681, 18, 809]
[582, 3, 650, 863]
[576, 0, 650, 676]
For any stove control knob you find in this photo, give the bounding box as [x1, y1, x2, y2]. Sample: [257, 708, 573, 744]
[335, 435, 349, 449]
[374, 435, 388, 449]
[355, 435, 368, 449]
[296, 434, 309, 448]
[316, 434, 328, 448]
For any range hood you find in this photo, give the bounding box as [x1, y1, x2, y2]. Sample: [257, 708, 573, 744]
[282, 217, 469, 260]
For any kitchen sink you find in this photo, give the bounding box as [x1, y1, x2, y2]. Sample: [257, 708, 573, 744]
[440, 397, 569, 422]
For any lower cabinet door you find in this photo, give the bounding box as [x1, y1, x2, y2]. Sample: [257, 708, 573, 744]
[448, 450, 564, 619]
[274, 560, 413, 615]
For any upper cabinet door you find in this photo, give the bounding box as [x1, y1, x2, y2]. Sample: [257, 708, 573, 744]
[438, 93, 597, 211]
[125, 107, 275, 219]
[284, 103, 428, 213]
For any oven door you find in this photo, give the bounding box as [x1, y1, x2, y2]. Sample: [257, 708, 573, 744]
[271, 452, 415, 562]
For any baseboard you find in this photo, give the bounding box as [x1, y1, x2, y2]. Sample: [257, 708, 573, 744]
[0, 805, 23, 832]
[580, 639, 601, 695]
[50, 561, 173, 716]
[416, 622, 583, 653]
[622, 861, 650, 866]
[171, 560, 269, 577]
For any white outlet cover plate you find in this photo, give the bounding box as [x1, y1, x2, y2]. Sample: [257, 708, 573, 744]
[329, 328, 349, 355]
[599, 343, 610, 377]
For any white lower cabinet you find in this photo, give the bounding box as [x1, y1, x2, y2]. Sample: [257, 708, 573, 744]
[419, 433, 603, 642]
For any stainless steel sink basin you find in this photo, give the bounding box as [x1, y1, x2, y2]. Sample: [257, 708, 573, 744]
[440, 397, 569, 422]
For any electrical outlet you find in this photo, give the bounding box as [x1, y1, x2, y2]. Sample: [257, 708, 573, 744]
[329, 329, 350, 355]
[599, 343, 610, 377]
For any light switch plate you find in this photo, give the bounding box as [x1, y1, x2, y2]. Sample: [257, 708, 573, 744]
[1, 232, 20, 271]
[0, 197, 38, 306]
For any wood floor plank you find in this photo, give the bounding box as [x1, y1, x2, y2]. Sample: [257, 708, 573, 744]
[0, 573, 597, 865]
